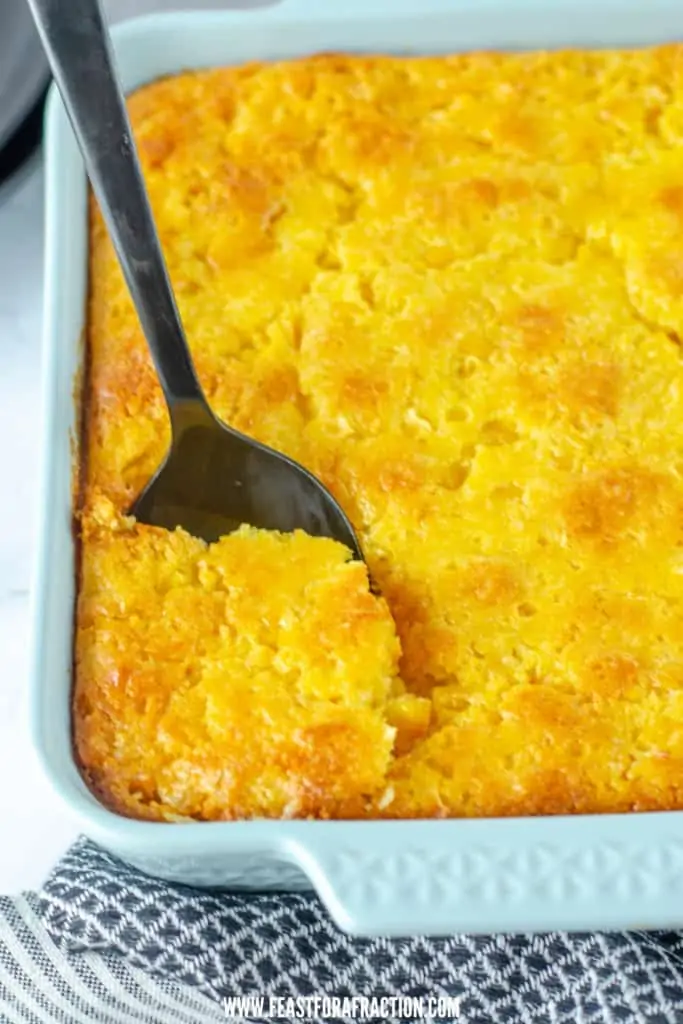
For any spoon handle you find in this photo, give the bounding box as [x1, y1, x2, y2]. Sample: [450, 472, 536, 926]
[28, 0, 206, 410]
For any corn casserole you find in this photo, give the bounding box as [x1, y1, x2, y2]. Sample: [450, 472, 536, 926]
[76, 47, 683, 821]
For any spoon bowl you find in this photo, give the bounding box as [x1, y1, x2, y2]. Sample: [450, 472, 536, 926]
[29, 0, 364, 560]
[133, 401, 362, 554]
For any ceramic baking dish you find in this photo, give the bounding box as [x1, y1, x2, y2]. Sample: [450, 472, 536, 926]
[30, 0, 683, 937]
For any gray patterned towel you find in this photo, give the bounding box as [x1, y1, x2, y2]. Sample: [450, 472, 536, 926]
[2, 838, 683, 1023]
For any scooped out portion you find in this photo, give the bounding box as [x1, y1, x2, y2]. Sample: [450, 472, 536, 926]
[75, 494, 409, 821]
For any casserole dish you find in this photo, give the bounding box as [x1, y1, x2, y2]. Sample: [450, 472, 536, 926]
[31, 0, 683, 936]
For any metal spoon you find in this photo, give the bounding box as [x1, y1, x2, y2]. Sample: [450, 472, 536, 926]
[28, 0, 363, 557]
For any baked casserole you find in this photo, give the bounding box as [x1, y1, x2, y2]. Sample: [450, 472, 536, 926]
[76, 47, 683, 821]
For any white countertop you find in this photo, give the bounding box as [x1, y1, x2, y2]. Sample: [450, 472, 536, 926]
[0, 163, 78, 894]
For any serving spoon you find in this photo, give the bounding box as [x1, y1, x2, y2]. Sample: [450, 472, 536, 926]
[28, 0, 363, 557]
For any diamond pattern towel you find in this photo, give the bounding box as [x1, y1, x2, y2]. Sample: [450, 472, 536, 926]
[2, 839, 683, 1022]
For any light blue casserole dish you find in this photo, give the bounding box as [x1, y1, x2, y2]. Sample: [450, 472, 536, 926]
[30, 0, 683, 937]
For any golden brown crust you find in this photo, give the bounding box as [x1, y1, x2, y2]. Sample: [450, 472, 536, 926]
[75, 495, 401, 820]
[78, 47, 683, 820]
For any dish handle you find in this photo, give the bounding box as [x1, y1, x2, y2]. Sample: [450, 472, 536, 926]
[283, 819, 675, 936]
[283, 827, 503, 937]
